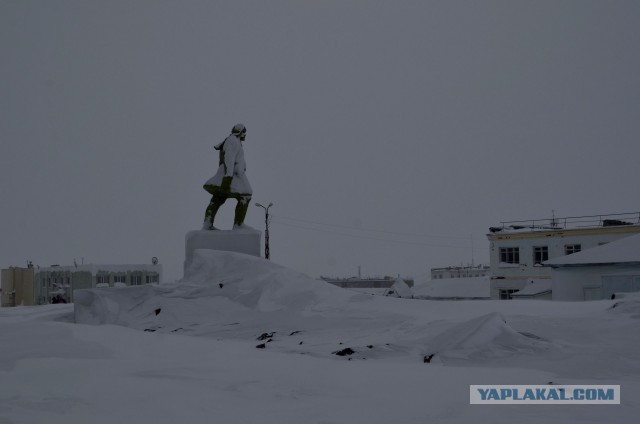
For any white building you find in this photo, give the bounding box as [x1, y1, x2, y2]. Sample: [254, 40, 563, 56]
[545, 233, 640, 301]
[487, 212, 640, 299]
[34, 263, 162, 304]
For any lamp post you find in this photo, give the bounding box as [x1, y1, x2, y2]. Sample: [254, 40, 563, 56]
[255, 202, 273, 260]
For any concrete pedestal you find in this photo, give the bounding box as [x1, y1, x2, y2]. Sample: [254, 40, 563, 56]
[184, 227, 262, 276]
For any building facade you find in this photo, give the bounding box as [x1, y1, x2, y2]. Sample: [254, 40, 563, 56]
[33, 263, 162, 304]
[1, 267, 35, 307]
[487, 212, 640, 299]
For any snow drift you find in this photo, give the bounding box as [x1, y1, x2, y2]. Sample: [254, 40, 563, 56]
[75, 250, 359, 341]
[608, 291, 640, 319]
[422, 312, 550, 362]
[75, 249, 554, 362]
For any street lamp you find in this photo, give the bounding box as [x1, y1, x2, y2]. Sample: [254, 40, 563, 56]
[255, 202, 273, 260]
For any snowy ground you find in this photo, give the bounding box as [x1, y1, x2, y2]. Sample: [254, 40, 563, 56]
[2, 250, 639, 423]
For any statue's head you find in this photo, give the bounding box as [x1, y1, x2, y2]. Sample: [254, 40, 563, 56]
[231, 123, 247, 141]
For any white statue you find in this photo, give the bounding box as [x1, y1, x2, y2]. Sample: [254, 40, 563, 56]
[203, 123, 252, 229]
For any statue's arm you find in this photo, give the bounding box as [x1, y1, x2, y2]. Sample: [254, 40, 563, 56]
[222, 138, 240, 177]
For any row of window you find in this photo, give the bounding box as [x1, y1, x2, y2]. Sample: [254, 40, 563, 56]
[433, 273, 486, 279]
[499, 244, 582, 265]
[96, 274, 159, 285]
[41, 274, 159, 286]
[41, 277, 72, 287]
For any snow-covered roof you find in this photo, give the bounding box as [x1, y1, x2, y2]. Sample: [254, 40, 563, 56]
[545, 233, 640, 267]
[511, 279, 552, 297]
[412, 276, 490, 299]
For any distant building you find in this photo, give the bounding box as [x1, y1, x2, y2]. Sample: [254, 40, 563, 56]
[1, 267, 35, 307]
[430, 265, 490, 280]
[32, 263, 162, 304]
[487, 212, 640, 300]
[412, 276, 490, 300]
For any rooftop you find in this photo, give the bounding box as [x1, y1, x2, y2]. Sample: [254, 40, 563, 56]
[489, 211, 640, 234]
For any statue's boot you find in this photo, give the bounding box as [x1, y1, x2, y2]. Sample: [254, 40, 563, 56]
[204, 195, 226, 230]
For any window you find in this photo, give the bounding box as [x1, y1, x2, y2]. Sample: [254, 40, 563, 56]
[96, 275, 109, 285]
[499, 289, 519, 300]
[146, 274, 159, 284]
[499, 247, 520, 264]
[533, 246, 549, 264]
[130, 275, 142, 286]
[113, 275, 127, 284]
[565, 244, 581, 255]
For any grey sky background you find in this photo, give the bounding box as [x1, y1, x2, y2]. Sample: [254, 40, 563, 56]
[2, 1, 639, 282]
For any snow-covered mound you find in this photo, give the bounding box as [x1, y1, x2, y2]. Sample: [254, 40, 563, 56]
[183, 248, 354, 311]
[423, 312, 550, 363]
[75, 250, 557, 362]
[386, 277, 413, 298]
[608, 292, 640, 319]
[75, 250, 358, 339]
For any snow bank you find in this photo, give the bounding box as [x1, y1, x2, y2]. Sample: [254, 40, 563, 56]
[79, 250, 635, 366]
[608, 291, 640, 318]
[184, 248, 354, 312]
[75, 250, 357, 338]
[386, 277, 413, 298]
[74, 250, 561, 363]
[423, 312, 550, 362]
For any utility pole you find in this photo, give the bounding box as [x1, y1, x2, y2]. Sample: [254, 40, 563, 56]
[255, 202, 273, 260]
[470, 234, 475, 267]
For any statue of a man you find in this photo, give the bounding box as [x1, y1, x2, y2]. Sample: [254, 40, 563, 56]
[203, 123, 252, 230]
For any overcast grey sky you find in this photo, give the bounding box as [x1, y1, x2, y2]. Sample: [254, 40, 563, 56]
[2, 1, 639, 282]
